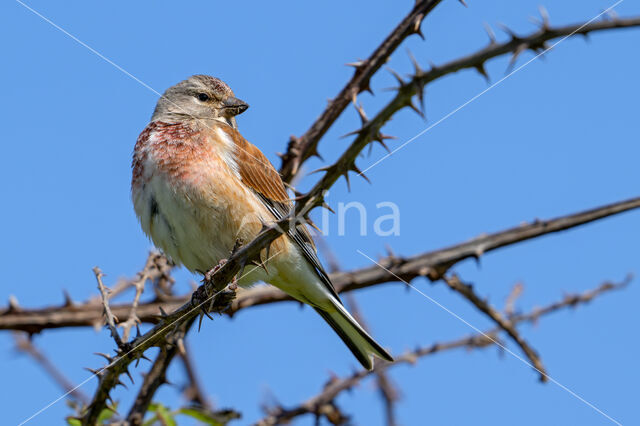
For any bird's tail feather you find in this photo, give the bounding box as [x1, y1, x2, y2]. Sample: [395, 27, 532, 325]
[314, 301, 393, 370]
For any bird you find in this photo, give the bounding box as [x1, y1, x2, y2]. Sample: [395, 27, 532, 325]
[131, 75, 392, 370]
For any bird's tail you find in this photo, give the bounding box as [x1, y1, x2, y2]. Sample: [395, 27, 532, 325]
[314, 300, 393, 370]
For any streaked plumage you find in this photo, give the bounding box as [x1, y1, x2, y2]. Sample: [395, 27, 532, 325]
[131, 75, 392, 369]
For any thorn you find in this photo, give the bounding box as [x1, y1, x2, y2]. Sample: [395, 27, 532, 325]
[412, 12, 425, 39]
[373, 134, 392, 153]
[351, 164, 371, 183]
[8, 295, 21, 312]
[340, 127, 365, 139]
[345, 59, 365, 69]
[200, 306, 214, 321]
[115, 379, 128, 389]
[386, 67, 406, 87]
[414, 85, 426, 118]
[135, 324, 141, 339]
[94, 352, 113, 363]
[483, 22, 496, 44]
[406, 98, 425, 118]
[124, 368, 134, 384]
[539, 5, 550, 29]
[458, 0, 467, 7]
[353, 102, 369, 124]
[379, 133, 395, 141]
[139, 353, 152, 362]
[62, 290, 74, 307]
[306, 218, 322, 234]
[497, 23, 520, 41]
[158, 306, 168, 317]
[406, 49, 423, 76]
[321, 202, 335, 214]
[475, 63, 490, 82]
[309, 146, 324, 161]
[84, 367, 101, 375]
[342, 171, 351, 191]
[198, 312, 205, 332]
[308, 165, 331, 175]
[359, 78, 374, 95]
[507, 44, 528, 71]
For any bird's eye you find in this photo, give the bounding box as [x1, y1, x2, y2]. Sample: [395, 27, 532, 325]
[197, 93, 210, 102]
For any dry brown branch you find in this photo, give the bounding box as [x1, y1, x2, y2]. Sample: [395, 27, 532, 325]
[305, 15, 640, 198]
[81, 279, 237, 425]
[126, 323, 190, 426]
[345, 294, 399, 426]
[504, 282, 524, 316]
[442, 274, 546, 381]
[89, 252, 173, 304]
[278, 0, 444, 183]
[93, 267, 124, 349]
[119, 269, 146, 343]
[280, 14, 640, 186]
[13, 333, 90, 406]
[257, 279, 629, 425]
[2, 197, 639, 333]
[179, 339, 212, 409]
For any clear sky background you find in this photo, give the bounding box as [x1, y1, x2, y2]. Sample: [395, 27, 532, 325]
[1, 1, 639, 425]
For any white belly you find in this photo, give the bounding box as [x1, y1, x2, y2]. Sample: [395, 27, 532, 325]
[133, 172, 274, 287]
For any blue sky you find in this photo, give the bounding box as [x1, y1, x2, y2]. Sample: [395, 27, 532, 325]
[1, 1, 639, 425]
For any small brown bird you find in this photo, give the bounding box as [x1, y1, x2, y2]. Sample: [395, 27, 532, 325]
[131, 75, 392, 369]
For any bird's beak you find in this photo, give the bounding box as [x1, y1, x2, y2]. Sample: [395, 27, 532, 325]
[222, 96, 249, 117]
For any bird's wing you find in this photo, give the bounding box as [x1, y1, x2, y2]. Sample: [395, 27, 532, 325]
[225, 125, 340, 301]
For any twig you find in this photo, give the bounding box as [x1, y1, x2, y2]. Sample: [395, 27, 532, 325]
[504, 282, 524, 316]
[89, 252, 173, 304]
[345, 294, 398, 426]
[82, 279, 237, 425]
[13, 333, 89, 406]
[278, 0, 444, 183]
[119, 263, 149, 343]
[93, 267, 124, 349]
[126, 322, 192, 426]
[2, 197, 639, 332]
[280, 14, 640, 185]
[257, 279, 629, 425]
[180, 339, 212, 409]
[442, 274, 546, 381]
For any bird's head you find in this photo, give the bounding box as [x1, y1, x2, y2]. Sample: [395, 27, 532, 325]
[151, 75, 249, 128]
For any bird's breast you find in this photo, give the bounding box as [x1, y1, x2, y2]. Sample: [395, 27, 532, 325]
[131, 122, 275, 275]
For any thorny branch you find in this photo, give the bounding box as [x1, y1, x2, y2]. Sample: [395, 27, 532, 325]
[2, 196, 639, 332]
[278, 0, 444, 183]
[303, 14, 640, 197]
[81, 276, 238, 425]
[179, 339, 212, 409]
[3, 10, 638, 426]
[346, 294, 399, 426]
[94, 267, 124, 350]
[280, 13, 640, 185]
[126, 321, 192, 426]
[257, 278, 630, 425]
[442, 274, 546, 381]
[13, 333, 90, 406]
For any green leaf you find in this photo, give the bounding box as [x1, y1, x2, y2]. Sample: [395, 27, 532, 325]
[178, 407, 241, 425]
[154, 403, 177, 426]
